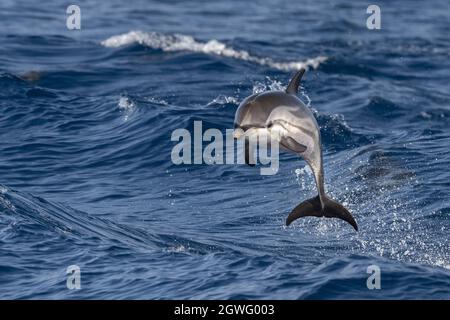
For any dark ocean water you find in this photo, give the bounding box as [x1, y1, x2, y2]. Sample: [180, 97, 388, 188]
[0, 0, 449, 299]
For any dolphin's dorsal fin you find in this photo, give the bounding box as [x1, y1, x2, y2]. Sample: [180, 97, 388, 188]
[285, 68, 306, 94]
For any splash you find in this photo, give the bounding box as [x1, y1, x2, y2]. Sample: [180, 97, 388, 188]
[101, 31, 328, 72]
[252, 77, 285, 94]
[118, 96, 136, 121]
[287, 115, 450, 270]
[252, 77, 312, 107]
[295, 166, 315, 192]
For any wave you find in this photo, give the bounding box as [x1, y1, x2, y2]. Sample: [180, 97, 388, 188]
[206, 94, 239, 106]
[0, 184, 233, 257]
[101, 31, 327, 72]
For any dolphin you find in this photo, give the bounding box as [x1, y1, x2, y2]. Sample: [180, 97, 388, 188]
[233, 69, 358, 231]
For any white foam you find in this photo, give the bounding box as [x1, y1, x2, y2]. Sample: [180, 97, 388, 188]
[118, 96, 135, 110]
[207, 94, 238, 106]
[101, 31, 327, 72]
[146, 97, 169, 106]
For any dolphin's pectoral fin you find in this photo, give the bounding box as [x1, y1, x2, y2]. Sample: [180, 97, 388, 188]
[280, 136, 307, 153]
[286, 68, 306, 95]
[245, 138, 256, 166]
[286, 195, 358, 231]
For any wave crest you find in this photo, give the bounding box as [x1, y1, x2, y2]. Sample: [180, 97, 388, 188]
[101, 31, 327, 71]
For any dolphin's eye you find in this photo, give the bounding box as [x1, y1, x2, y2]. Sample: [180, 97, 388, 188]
[236, 124, 265, 133]
[267, 122, 273, 128]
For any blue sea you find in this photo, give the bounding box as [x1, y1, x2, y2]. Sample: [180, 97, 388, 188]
[0, 0, 449, 299]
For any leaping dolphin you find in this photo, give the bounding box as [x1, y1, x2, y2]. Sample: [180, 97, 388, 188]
[234, 69, 358, 231]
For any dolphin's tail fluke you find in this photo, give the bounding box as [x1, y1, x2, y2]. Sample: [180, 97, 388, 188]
[286, 195, 358, 231]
